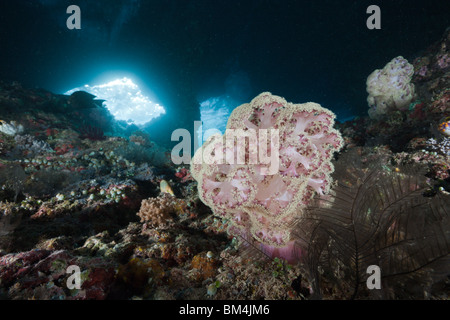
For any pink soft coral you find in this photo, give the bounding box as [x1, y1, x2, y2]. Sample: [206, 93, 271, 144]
[191, 92, 343, 263]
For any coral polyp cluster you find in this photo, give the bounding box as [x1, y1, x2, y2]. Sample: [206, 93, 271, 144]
[137, 193, 176, 230]
[191, 92, 343, 258]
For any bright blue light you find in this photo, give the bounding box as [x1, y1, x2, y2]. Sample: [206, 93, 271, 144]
[65, 77, 165, 125]
[198, 95, 240, 146]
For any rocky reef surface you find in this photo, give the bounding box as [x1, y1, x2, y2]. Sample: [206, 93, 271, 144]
[0, 28, 449, 300]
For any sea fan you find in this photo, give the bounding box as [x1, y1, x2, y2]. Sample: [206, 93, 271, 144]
[293, 150, 450, 299]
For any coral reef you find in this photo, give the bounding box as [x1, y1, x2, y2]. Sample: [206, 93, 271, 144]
[425, 137, 450, 156]
[0, 249, 116, 299]
[413, 28, 450, 97]
[212, 248, 307, 300]
[0, 28, 449, 301]
[13, 134, 53, 156]
[339, 30, 450, 152]
[137, 194, 176, 230]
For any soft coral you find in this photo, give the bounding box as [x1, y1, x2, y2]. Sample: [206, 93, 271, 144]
[191, 92, 343, 262]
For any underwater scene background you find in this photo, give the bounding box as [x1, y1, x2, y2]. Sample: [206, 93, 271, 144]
[0, 0, 449, 300]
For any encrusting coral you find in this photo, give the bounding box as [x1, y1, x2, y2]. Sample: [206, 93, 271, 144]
[190, 92, 343, 262]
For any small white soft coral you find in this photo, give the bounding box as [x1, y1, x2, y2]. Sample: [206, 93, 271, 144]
[366, 56, 415, 119]
[0, 120, 24, 136]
